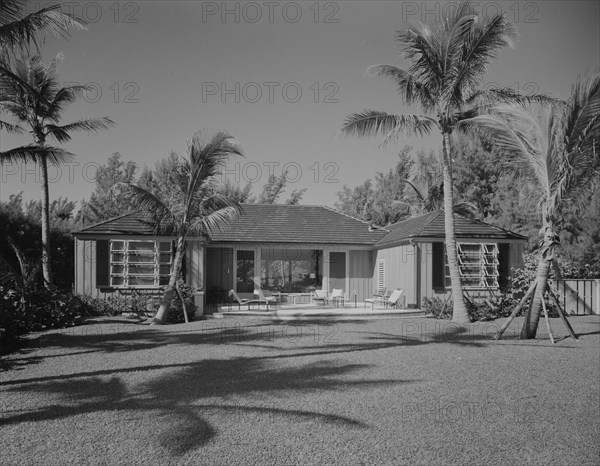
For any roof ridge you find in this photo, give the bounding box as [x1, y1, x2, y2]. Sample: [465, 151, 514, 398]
[418, 210, 444, 236]
[322, 205, 388, 231]
[454, 212, 528, 239]
[79, 211, 137, 232]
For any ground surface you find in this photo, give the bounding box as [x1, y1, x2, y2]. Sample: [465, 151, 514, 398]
[1, 315, 599, 466]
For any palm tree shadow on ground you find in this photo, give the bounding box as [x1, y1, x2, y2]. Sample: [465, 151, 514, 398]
[1, 357, 413, 456]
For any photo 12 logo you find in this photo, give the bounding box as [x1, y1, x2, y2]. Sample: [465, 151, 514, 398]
[29, 1, 141, 23]
[201, 1, 340, 24]
[202, 81, 339, 104]
[220, 161, 339, 184]
[64, 82, 140, 104]
[401, 1, 540, 24]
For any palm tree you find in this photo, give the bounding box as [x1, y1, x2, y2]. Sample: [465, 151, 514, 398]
[0, 0, 84, 58]
[0, 54, 114, 287]
[341, 1, 556, 322]
[124, 131, 244, 325]
[460, 72, 600, 338]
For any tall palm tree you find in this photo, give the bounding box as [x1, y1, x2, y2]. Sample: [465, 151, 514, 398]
[0, 54, 114, 287]
[0, 0, 84, 58]
[340, 1, 553, 323]
[124, 131, 244, 325]
[460, 72, 600, 338]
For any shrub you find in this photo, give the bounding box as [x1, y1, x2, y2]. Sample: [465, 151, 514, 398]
[165, 283, 196, 324]
[0, 286, 94, 351]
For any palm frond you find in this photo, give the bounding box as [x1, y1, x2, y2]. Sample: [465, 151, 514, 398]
[0, 144, 73, 164]
[564, 71, 600, 155]
[0, 1, 86, 56]
[43, 84, 89, 120]
[341, 110, 436, 146]
[188, 199, 242, 236]
[119, 183, 173, 218]
[450, 12, 517, 104]
[0, 118, 24, 133]
[367, 65, 435, 111]
[45, 117, 116, 143]
[397, 21, 444, 91]
[402, 178, 426, 202]
[458, 106, 550, 192]
[465, 87, 563, 108]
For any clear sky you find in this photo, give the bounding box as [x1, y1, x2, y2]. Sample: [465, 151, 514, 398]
[1, 0, 598, 208]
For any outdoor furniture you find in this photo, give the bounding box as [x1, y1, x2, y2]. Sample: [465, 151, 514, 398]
[373, 286, 387, 298]
[255, 289, 277, 306]
[331, 288, 345, 307]
[311, 289, 329, 305]
[229, 289, 271, 311]
[365, 288, 405, 309]
[287, 293, 313, 304]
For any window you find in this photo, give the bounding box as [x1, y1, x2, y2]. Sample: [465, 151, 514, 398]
[236, 250, 255, 293]
[376, 258, 385, 292]
[444, 243, 500, 290]
[109, 240, 172, 288]
[260, 248, 321, 292]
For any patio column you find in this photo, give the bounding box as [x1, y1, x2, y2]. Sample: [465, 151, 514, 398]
[253, 247, 262, 291]
[323, 249, 330, 292]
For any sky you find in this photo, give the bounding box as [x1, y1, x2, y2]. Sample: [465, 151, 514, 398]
[0, 0, 599, 209]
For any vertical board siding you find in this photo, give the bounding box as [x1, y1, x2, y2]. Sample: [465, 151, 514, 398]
[375, 244, 417, 307]
[186, 241, 204, 290]
[348, 250, 374, 302]
[75, 239, 98, 297]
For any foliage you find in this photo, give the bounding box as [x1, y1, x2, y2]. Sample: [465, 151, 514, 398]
[77, 152, 139, 224]
[0, 0, 85, 59]
[165, 282, 197, 324]
[0, 195, 74, 291]
[0, 285, 96, 350]
[335, 146, 414, 225]
[257, 171, 306, 205]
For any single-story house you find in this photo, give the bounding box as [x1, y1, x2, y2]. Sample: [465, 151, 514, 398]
[73, 205, 527, 308]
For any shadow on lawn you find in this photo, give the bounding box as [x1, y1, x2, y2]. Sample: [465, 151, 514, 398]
[0, 357, 411, 456]
[2, 317, 494, 372]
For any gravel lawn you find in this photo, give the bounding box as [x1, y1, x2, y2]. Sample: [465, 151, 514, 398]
[1, 314, 599, 466]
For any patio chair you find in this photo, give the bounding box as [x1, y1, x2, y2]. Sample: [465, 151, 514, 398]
[311, 289, 329, 305]
[373, 286, 387, 298]
[365, 288, 405, 309]
[255, 289, 277, 306]
[229, 289, 271, 311]
[331, 288, 345, 307]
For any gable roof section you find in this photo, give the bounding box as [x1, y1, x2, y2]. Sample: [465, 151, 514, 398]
[208, 204, 387, 245]
[75, 204, 388, 245]
[376, 210, 527, 248]
[74, 212, 176, 237]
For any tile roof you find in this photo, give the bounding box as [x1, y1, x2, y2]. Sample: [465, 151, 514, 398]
[75, 212, 176, 236]
[75, 206, 526, 247]
[75, 204, 388, 245]
[375, 210, 527, 248]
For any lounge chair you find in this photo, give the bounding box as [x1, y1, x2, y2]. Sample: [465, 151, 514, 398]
[256, 289, 277, 305]
[331, 288, 345, 307]
[311, 289, 329, 305]
[373, 286, 387, 298]
[229, 289, 271, 311]
[365, 288, 405, 309]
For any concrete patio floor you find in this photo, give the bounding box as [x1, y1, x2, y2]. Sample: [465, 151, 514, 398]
[210, 303, 428, 320]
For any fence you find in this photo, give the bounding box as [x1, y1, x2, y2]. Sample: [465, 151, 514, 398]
[551, 279, 599, 315]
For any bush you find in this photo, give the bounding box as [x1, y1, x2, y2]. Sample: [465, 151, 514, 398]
[165, 283, 196, 323]
[0, 286, 94, 351]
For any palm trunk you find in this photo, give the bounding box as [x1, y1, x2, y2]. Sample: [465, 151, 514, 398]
[39, 154, 52, 289]
[521, 220, 555, 339]
[152, 235, 185, 324]
[441, 132, 469, 323]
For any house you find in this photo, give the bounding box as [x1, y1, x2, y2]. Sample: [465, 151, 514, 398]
[73, 205, 527, 308]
